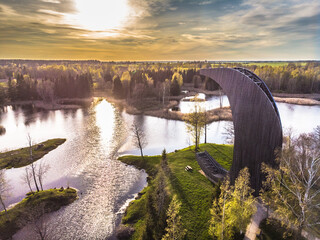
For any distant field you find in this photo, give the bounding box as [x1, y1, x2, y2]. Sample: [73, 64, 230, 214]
[243, 62, 307, 67]
[208, 62, 309, 67]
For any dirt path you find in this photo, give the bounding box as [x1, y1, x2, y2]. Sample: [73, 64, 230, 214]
[244, 201, 268, 240]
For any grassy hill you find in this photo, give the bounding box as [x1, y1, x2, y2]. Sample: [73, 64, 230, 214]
[119, 143, 233, 240]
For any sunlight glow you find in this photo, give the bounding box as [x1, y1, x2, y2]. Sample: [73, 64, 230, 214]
[95, 99, 115, 147]
[73, 0, 131, 32]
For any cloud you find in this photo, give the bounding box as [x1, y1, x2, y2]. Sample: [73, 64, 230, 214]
[42, 0, 61, 3]
[198, 1, 213, 5]
[0, 0, 318, 60]
[0, 4, 18, 16]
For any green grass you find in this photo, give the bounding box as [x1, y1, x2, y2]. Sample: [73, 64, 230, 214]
[119, 143, 233, 240]
[0, 188, 78, 239]
[0, 138, 66, 170]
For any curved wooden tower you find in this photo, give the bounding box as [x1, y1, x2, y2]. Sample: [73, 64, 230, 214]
[200, 67, 282, 195]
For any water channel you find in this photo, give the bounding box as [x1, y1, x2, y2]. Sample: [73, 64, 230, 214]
[0, 96, 319, 239]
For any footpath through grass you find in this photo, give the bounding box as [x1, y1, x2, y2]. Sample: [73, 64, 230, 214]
[119, 143, 233, 240]
[0, 138, 66, 170]
[0, 188, 78, 239]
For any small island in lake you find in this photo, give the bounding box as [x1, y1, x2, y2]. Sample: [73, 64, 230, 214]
[0, 188, 78, 240]
[0, 138, 66, 170]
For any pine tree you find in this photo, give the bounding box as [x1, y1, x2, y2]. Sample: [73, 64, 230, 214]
[170, 79, 180, 96]
[162, 195, 186, 240]
[113, 76, 124, 98]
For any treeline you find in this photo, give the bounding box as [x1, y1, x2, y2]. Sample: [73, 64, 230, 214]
[1, 72, 92, 103]
[250, 62, 320, 93]
[0, 61, 319, 105]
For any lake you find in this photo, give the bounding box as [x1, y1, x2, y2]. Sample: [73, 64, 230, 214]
[0, 96, 319, 239]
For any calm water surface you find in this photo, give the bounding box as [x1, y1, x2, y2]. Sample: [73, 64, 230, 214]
[179, 95, 320, 135]
[0, 97, 319, 239]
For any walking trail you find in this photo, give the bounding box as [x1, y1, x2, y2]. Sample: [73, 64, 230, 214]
[244, 201, 267, 240]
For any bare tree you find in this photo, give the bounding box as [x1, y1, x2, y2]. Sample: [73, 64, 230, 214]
[0, 169, 10, 216]
[219, 87, 224, 109]
[203, 110, 209, 144]
[131, 122, 148, 160]
[312, 125, 320, 144]
[25, 203, 55, 240]
[37, 80, 55, 103]
[22, 166, 34, 194]
[223, 122, 234, 144]
[37, 162, 50, 191]
[261, 131, 320, 239]
[32, 214, 51, 240]
[27, 134, 40, 192]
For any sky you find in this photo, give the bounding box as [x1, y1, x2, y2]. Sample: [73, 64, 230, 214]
[0, 0, 319, 61]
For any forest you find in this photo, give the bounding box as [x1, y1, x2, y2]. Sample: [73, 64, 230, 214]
[0, 60, 319, 106]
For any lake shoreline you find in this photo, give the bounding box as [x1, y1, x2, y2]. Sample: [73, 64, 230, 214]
[3, 98, 93, 110]
[0, 138, 66, 170]
[1, 91, 319, 122]
[0, 188, 78, 240]
[117, 143, 233, 239]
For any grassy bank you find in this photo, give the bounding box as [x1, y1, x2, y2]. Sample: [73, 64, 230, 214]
[0, 188, 78, 239]
[0, 138, 66, 169]
[119, 143, 233, 239]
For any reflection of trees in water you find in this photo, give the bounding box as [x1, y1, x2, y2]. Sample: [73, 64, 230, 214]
[287, 104, 294, 111]
[223, 121, 234, 144]
[109, 108, 128, 159]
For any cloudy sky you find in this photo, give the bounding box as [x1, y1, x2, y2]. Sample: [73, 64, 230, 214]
[0, 0, 319, 60]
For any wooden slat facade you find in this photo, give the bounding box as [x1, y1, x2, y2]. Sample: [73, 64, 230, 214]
[200, 68, 282, 195]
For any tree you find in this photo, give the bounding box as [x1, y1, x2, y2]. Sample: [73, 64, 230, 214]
[161, 79, 170, 106]
[210, 178, 233, 240]
[7, 76, 16, 101]
[131, 122, 148, 160]
[161, 148, 167, 168]
[223, 122, 234, 144]
[37, 80, 55, 102]
[37, 162, 50, 191]
[22, 166, 34, 194]
[0, 170, 10, 216]
[209, 168, 256, 239]
[153, 169, 169, 239]
[25, 203, 57, 240]
[203, 110, 209, 144]
[261, 131, 320, 239]
[170, 79, 180, 96]
[184, 103, 205, 151]
[27, 134, 40, 192]
[0, 85, 6, 105]
[226, 167, 256, 235]
[113, 75, 124, 98]
[162, 195, 186, 240]
[313, 125, 320, 143]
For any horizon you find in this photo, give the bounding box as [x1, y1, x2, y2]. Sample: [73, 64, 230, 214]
[0, 59, 319, 62]
[0, 0, 319, 60]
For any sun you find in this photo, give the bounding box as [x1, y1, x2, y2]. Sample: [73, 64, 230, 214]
[73, 0, 131, 32]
